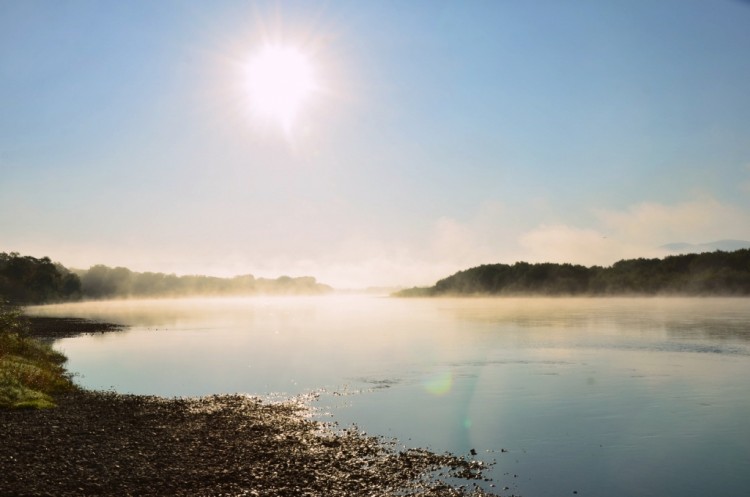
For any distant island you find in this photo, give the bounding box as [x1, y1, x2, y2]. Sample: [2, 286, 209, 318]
[395, 249, 750, 297]
[0, 252, 332, 305]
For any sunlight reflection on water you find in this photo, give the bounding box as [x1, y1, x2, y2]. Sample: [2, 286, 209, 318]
[27, 296, 750, 497]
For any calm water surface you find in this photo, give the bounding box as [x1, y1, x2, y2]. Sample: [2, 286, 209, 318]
[28, 296, 750, 497]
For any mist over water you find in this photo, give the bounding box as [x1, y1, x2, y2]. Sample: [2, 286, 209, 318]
[28, 296, 750, 496]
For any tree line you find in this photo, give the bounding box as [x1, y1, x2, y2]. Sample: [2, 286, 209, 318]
[1, 252, 332, 304]
[396, 249, 750, 297]
[77, 265, 332, 299]
[0, 253, 81, 304]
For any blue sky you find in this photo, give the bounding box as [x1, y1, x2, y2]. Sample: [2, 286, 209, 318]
[2, 0, 749, 287]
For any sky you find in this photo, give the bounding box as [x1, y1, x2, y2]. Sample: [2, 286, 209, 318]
[2, 0, 750, 288]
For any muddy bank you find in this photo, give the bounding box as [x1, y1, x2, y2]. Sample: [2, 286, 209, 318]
[26, 316, 126, 341]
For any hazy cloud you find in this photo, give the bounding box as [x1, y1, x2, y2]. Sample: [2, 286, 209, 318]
[516, 197, 750, 267]
[327, 196, 750, 286]
[518, 225, 637, 266]
[8, 196, 749, 290]
[430, 217, 486, 263]
[596, 197, 750, 246]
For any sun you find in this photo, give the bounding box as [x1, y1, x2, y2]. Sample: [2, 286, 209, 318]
[245, 44, 317, 132]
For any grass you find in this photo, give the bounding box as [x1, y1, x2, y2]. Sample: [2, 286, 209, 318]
[0, 301, 75, 408]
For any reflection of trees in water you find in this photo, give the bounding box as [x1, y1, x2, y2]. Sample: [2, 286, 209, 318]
[442, 298, 750, 341]
[664, 319, 750, 342]
[28, 299, 323, 331]
[444, 299, 653, 329]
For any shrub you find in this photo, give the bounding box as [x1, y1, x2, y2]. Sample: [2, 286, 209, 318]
[0, 301, 75, 408]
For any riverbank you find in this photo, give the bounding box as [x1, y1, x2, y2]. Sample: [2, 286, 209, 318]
[1, 316, 498, 496]
[25, 316, 126, 341]
[1, 389, 497, 496]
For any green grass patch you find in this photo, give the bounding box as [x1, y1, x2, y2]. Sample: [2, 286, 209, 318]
[1, 302, 75, 409]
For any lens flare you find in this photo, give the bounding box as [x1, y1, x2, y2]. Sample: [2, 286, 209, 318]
[423, 370, 453, 396]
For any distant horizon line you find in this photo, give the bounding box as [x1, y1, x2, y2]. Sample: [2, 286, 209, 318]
[6, 243, 750, 291]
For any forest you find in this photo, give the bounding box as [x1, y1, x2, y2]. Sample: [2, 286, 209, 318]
[396, 249, 750, 297]
[76, 264, 332, 299]
[0, 252, 332, 304]
[0, 253, 81, 304]
[5, 250, 750, 303]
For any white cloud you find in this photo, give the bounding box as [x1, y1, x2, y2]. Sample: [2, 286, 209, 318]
[516, 197, 750, 267]
[595, 197, 750, 246]
[518, 225, 639, 266]
[429, 217, 485, 263]
[9, 195, 749, 290]
[327, 196, 750, 286]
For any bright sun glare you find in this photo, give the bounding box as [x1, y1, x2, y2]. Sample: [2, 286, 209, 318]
[245, 45, 316, 131]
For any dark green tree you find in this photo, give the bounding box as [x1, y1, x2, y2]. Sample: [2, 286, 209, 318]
[0, 253, 81, 304]
[397, 249, 750, 297]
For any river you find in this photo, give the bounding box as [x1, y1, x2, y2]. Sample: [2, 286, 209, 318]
[28, 296, 750, 497]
